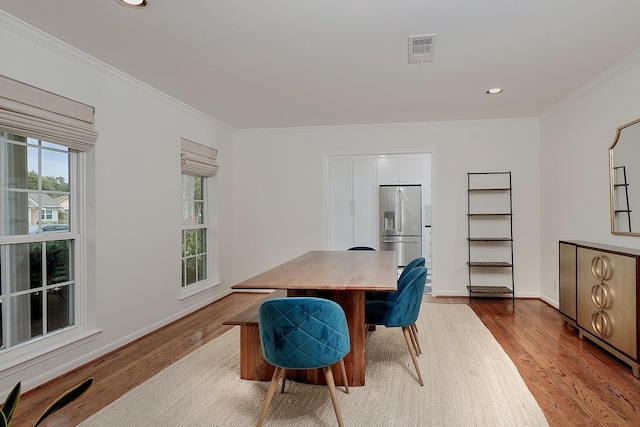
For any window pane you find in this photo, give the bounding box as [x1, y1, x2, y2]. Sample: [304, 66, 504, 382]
[194, 201, 203, 224]
[10, 292, 43, 346]
[184, 230, 196, 257]
[4, 141, 29, 190]
[47, 240, 72, 285]
[3, 138, 70, 237]
[197, 229, 206, 253]
[182, 175, 204, 225]
[7, 243, 42, 293]
[41, 148, 70, 192]
[29, 242, 43, 290]
[27, 145, 39, 190]
[1, 192, 29, 236]
[185, 257, 197, 286]
[194, 176, 202, 200]
[47, 284, 73, 333]
[197, 254, 207, 282]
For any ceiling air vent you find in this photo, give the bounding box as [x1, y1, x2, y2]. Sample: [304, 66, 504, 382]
[408, 34, 437, 64]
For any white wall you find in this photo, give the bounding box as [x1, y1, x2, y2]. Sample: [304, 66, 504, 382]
[0, 15, 235, 392]
[232, 120, 541, 298]
[539, 51, 640, 305]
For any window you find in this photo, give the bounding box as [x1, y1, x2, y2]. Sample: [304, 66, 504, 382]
[181, 174, 207, 287]
[0, 75, 97, 360]
[1, 133, 75, 349]
[180, 138, 218, 289]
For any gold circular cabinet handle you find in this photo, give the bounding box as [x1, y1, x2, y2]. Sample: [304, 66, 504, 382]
[591, 310, 610, 338]
[590, 255, 610, 281]
[590, 283, 609, 309]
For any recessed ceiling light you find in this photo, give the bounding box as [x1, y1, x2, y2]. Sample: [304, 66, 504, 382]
[486, 88, 503, 95]
[116, 0, 148, 8]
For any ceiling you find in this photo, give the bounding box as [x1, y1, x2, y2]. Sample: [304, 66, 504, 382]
[2, 1, 640, 129]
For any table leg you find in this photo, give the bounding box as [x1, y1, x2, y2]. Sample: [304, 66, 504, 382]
[239, 325, 276, 381]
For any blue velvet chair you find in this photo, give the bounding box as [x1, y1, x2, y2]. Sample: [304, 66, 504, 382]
[365, 266, 427, 386]
[366, 257, 427, 355]
[347, 246, 376, 250]
[257, 297, 351, 427]
[365, 257, 426, 303]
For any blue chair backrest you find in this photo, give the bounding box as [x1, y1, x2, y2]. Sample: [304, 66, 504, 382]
[385, 267, 427, 328]
[388, 261, 427, 303]
[347, 246, 375, 251]
[398, 257, 426, 283]
[258, 297, 351, 370]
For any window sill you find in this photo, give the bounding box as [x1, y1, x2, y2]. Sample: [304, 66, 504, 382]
[179, 279, 224, 301]
[0, 328, 103, 378]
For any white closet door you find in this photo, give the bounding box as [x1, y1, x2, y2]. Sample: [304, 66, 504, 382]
[352, 161, 377, 249]
[328, 162, 353, 250]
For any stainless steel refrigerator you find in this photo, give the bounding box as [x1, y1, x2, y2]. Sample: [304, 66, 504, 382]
[379, 185, 422, 267]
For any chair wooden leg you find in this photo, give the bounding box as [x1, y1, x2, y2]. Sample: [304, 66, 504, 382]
[280, 369, 287, 393]
[411, 322, 422, 355]
[257, 366, 283, 427]
[323, 365, 345, 427]
[408, 325, 420, 357]
[338, 358, 349, 394]
[402, 326, 424, 386]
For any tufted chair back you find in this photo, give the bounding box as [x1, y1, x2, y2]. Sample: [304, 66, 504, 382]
[259, 297, 350, 370]
[385, 266, 427, 327]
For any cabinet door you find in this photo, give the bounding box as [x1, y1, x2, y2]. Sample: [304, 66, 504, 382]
[559, 242, 577, 320]
[376, 158, 399, 185]
[577, 248, 637, 358]
[328, 162, 353, 250]
[328, 161, 377, 250]
[352, 161, 377, 248]
[397, 155, 423, 184]
[376, 155, 423, 185]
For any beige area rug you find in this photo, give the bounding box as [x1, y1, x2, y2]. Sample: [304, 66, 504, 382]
[80, 303, 549, 427]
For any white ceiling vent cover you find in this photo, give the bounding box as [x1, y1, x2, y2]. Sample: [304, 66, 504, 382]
[408, 34, 437, 64]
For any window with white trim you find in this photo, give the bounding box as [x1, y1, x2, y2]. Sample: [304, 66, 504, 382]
[0, 75, 97, 356]
[180, 138, 218, 288]
[181, 174, 207, 287]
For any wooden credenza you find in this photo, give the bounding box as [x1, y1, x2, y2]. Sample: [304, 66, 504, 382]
[559, 240, 640, 377]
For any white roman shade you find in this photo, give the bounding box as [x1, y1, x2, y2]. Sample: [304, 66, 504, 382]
[0, 75, 98, 151]
[181, 138, 219, 177]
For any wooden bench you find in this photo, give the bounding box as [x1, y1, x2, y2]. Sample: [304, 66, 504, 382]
[223, 290, 286, 381]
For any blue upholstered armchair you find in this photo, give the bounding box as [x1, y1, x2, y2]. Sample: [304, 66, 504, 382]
[257, 297, 351, 427]
[365, 266, 427, 385]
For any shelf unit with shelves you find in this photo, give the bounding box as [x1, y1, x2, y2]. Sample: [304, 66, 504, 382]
[466, 171, 514, 301]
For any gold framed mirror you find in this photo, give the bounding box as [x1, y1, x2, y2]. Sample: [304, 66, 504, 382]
[610, 118, 640, 235]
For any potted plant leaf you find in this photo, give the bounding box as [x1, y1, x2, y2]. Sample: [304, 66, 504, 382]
[1, 377, 93, 426]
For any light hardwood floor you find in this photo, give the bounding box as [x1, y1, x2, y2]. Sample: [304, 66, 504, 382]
[12, 293, 640, 426]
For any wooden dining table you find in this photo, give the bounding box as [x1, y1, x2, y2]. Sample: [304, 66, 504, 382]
[231, 250, 397, 386]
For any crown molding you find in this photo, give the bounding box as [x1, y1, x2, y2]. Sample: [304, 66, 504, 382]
[235, 117, 539, 135]
[0, 11, 234, 132]
[540, 48, 640, 122]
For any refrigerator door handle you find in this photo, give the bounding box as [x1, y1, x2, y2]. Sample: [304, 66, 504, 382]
[397, 188, 403, 232]
[382, 239, 421, 244]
